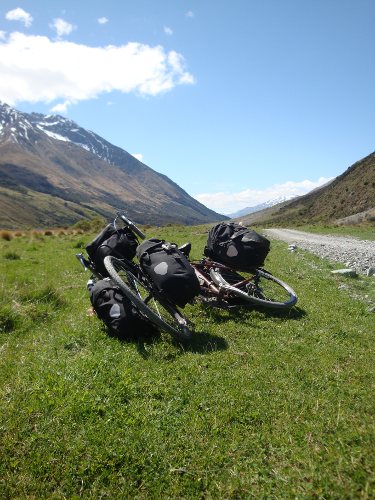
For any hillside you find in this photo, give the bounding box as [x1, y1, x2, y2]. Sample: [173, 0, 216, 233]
[239, 151, 375, 226]
[0, 103, 224, 229]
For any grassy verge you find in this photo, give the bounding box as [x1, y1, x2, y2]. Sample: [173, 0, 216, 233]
[0, 226, 374, 497]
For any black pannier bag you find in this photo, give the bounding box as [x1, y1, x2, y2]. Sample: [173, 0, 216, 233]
[86, 223, 138, 277]
[136, 238, 200, 308]
[204, 222, 270, 270]
[90, 279, 156, 339]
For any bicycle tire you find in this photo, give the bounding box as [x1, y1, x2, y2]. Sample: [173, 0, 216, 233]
[104, 256, 192, 340]
[210, 267, 297, 309]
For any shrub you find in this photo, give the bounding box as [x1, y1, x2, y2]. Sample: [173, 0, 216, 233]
[73, 216, 106, 233]
[4, 252, 21, 260]
[0, 231, 12, 241]
[0, 305, 21, 333]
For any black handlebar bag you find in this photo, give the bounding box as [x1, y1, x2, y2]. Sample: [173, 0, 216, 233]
[86, 223, 138, 277]
[136, 238, 200, 308]
[204, 222, 270, 270]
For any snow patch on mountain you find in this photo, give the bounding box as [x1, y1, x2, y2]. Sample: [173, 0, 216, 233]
[227, 195, 296, 218]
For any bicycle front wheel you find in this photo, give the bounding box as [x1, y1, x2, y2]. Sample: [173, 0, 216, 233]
[210, 267, 297, 309]
[104, 256, 192, 340]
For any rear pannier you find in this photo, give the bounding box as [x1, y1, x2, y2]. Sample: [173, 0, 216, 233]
[204, 222, 270, 270]
[90, 278, 157, 339]
[136, 238, 200, 308]
[86, 223, 138, 277]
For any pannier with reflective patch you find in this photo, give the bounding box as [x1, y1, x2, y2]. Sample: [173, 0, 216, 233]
[204, 222, 270, 270]
[86, 223, 138, 277]
[90, 278, 156, 339]
[136, 238, 200, 308]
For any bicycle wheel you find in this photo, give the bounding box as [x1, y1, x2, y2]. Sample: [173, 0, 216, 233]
[104, 256, 192, 340]
[210, 267, 297, 309]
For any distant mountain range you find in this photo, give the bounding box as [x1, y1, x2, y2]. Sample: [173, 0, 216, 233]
[237, 151, 375, 227]
[0, 102, 225, 229]
[227, 196, 296, 218]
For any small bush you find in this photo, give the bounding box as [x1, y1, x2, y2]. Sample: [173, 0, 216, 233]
[44, 230, 54, 236]
[32, 231, 44, 240]
[0, 305, 21, 333]
[73, 216, 106, 233]
[0, 231, 12, 241]
[4, 252, 21, 260]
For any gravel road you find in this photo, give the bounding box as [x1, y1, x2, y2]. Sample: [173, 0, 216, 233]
[264, 228, 375, 275]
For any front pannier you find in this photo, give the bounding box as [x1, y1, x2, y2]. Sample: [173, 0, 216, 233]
[86, 223, 138, 277]
[136, 238, 200, 308]
[204, 222, 270, 270]
[90, 279, 156, 339]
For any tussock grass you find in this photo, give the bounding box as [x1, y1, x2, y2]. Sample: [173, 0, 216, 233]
[0, 230, 12, 241]
[0, 225, 374, 497]
[4, 251, 21, 260]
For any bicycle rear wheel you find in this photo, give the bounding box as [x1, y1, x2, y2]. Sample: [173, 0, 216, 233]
[104, 256, 192, 340]
[210, 267, 297, 309]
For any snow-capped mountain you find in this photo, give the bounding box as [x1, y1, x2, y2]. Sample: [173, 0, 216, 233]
[227, 195, 296, 219]
[0, 102, 136, 167]
[0, 102, 224, 228]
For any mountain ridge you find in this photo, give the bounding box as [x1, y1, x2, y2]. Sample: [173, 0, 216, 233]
[237, 151, 375, 227]
[227, 195, 296, 219]
[0, 102, 225, 229]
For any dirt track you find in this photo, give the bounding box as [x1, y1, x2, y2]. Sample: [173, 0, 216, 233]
[264, 228, 375, 275]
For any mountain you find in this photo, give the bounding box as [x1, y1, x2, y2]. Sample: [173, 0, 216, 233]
[227, 195, 296, 219]
[0, 102, 225, 229]
[238, 151, 375, 227]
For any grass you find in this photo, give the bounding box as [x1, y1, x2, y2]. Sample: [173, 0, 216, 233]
[0, 225, 374, 497]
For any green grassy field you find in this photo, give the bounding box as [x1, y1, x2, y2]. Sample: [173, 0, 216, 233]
[0, 225, 374, 498]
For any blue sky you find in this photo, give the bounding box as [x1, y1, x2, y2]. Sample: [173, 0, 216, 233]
[0, 1, 374, 215]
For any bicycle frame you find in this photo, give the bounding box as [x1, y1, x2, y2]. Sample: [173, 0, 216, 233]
[191, 258, 258, 307]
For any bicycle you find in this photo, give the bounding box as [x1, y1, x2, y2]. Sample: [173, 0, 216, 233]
[190, 257, 298, 310]
[76, 211, 192, 341]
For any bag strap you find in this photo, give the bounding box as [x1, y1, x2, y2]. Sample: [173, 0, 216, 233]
[230, 228, 249, 240]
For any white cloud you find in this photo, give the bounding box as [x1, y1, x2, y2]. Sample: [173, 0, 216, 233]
[185, 11, 194, 18]
[0, 31, 6, 40]
[98, 17, 109, 25]
[194, 177, 334, 214]
[50, 100, 71, 113]
[0, 32, 195, 110]
[50, 18, 75, 38]
[132, 153, 143, 162]
[164, 26, 173, 36]
[5, 8, 33, 27]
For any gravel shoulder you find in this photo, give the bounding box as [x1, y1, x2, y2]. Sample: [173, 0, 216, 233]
[264, 228, 375, 275]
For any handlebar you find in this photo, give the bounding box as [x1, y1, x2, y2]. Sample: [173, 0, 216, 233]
[115, 211, 146, 240]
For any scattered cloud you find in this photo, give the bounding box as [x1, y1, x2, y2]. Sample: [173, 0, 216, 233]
[50, 18, 75, 38]
[0, 31, 7, 41]
[50, 100, 71, 114]
[132, 153, 143, 162]
[5, 8, 33, 27]
[0, 32, 195, 111]
[164, 26, 173, 36]
[194, 177, 334, 214]
[185, 11, 194, 18]
[98, 17, 109, 25]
